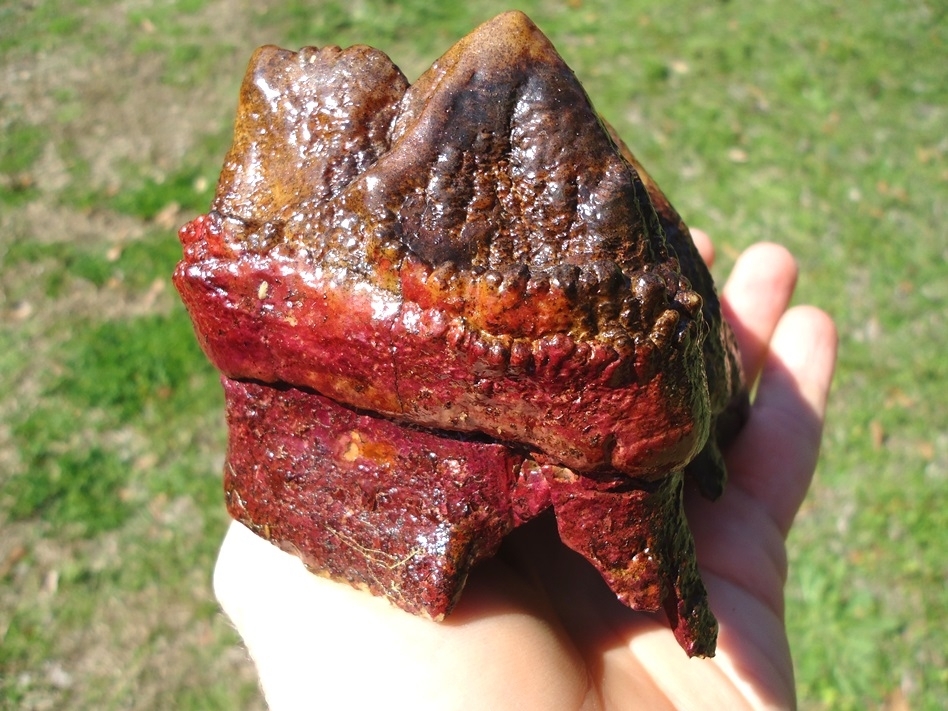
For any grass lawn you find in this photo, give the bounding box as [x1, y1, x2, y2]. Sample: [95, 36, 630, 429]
[2, 0, 945, 708]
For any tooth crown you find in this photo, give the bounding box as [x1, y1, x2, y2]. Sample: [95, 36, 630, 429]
[209, 9, 681, 316]
[188, 19, 748, 441]
[175, 11, 726, 478]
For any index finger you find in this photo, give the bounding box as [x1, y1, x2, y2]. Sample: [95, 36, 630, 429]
[721, 242, 799, 385]
[731, 305, 838, 534]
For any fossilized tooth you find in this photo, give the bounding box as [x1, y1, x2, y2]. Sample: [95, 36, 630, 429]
[174, 11, 748, 657]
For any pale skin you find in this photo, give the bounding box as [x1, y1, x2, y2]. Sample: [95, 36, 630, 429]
[214, 232, 838, 710]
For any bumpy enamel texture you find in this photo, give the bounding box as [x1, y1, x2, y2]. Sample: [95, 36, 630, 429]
[174, 11, 747, 657]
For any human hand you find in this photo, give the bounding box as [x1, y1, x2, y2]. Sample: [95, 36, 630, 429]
[214, 233, 837, 710]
